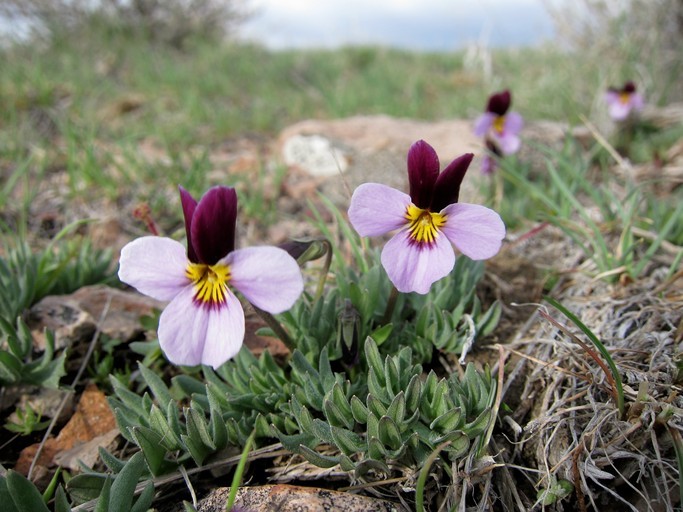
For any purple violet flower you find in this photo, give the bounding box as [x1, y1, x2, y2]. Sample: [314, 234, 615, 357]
[118, 186, 303, 369]
[605, 81, 644, 121]
[348, 140, 505, 294]
[474, 90, 524, 156]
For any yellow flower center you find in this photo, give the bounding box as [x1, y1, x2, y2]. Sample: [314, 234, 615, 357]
[619, 92, 631, 104]
[186, 262, 231, 305]
[406, 204, 446, 244]
[493, 115, 505, 134]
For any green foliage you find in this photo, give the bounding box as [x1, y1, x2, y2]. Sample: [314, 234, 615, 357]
[0, 229, 115, 325]
[0, 317, 66, 388]
[4, 402, 51, 435]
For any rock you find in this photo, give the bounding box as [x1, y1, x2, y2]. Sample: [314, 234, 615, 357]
[282, 134, 350, 177]
[28, 285, 166, 351]
[277, 114, 571, 207]
[191, 484, 399, 512]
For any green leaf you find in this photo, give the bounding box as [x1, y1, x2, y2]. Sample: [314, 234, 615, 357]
[98, 447, 127, 473]
[110, 451, 147, 512]
[299, 445, 340, 469]
[350, 395, 369, 424]
[330, 426, 366, 456]
[364, 337, 383, 379]
[430, 408, 463, 433]
[67, 473, 108, 505]
[131, 426, 174, 476]
[366, 393, 387, 418]
[130, 480, 155, 512]
[93, 477, 112, 512]
[6, 470, 50, 512]
[138, 363, 173, 408]
[386, 391, 406, 425]
[323, 398, 354, 430]
[465, 409, 493, 439]
[54, 485, 71, 512]
[377, 416, 402, 451]
[148, 405, 181, 451]
[0, 475, 21, 512]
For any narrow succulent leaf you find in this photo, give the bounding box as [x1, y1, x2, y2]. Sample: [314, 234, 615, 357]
[272, 426, 317, 452]
[386, 391, 406, 425]
[330, 382, 353, 418]
[309, 419, 334, 444]
[181, 433, 212, 466]
[66, 474, 109, 505]
[430, 408, 463, 433]
[186, 408, 216, 450]
[110, 406, 139, 444]
[98, 447, 127, 473]
[148, 405, 181, 450]
[318, 349, 336, 392]
[131, 426, 173, 476]
[364, 337, 384, 379]
[5, 470, 50, 512]
[171, 374, 207, 397]
[130, 480, 155, 512]
[299, 445, 340, 468]
[302, 377, 325, 411]
[323, 398, 354, 430]
[93, 477, 112, 512]
[367, 436, 386, 460]
[383, 356, 399, 397]
[330, 426, 366, 456]
[405, 374, 422, 413]
[207, 389, 228, 450]
[109, 451, 148, 512]
[367, 369, 389, 404]
[54, 485, 71, 512]
[369, 323, 393, 346]
[378, 416, 402, 451]
[339, 454, 356, 472]
[465, 409, 493, 439]
[367, 393, 388, 418]
[254, 413, 273, 438]
[109, 376, 147, 418]
[350, 396, 370, 424]
[138, 363, 173, 408]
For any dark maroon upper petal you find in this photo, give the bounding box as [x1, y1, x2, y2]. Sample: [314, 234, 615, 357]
[622, 81, 636, 94]
[486, 90, 511, 116]
[431, 153, 473, 212]
[407, 139, 440, 209]
[189, 186, 237, 265]
[179, 186, 199, 263]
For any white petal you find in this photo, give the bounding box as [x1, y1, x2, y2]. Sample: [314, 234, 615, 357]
[157, 285, 245, 368]
[348, 183, 410, 237]
[380, 230, 455, 294]
[440, 203, 505, 260]
[118, 236, 189, 301]
[227, 246, 303, 314]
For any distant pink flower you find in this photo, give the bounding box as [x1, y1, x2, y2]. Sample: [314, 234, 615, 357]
[605, 81, 644, 121]
[118, 186, 303, 368]
[348, 140, 505, 294]
[474, 90, 524, 156]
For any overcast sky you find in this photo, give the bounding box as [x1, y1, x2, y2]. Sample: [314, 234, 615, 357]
[238, 0, 557, 51]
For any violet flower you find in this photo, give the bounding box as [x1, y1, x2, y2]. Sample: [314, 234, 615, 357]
[348, 140, 505, 294]
[118, 186, 303, 369]
[605, 81, 644, 121]
[474, 90, 523, 156]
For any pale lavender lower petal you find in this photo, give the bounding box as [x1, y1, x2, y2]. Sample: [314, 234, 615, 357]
[604, 91, 620, 106]
[228, 246, 303, 314]
[631, 93, 644, 110]
[497, 133, 521, 155]
[473, 113, 495, 137]
[608, 102, 631, 121]
[380, 230, 455, 294]
[348, 183, 410, 237]
[118, 236, 189, 301]
[504, 112, 524, 136]
[157, 285, 245, 368]
[440, 203, 505, 260]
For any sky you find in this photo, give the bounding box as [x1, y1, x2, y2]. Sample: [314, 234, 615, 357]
[238, 0, 558, 51]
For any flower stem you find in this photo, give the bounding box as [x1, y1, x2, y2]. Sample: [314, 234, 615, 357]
[381, 284, 399, 325]
[252, 304, 296, 352]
